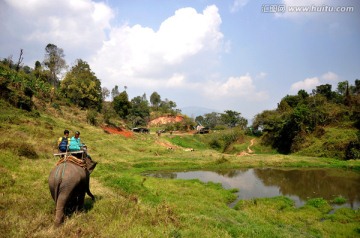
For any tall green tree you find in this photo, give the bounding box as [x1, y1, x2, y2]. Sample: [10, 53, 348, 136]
[337, 81, 348, 95]
[113, 91, 131, 119]
[150, 91, 161, 110]
[128, 93, 150, 127]
[203, 112, 222, 129]
[43, 43, 67, 88]
[195, 115, 205, 126]
[315, 84, 334, 100]
[221, 110, 248, 128]
[111, 85, 120, 100]
[60, 59, 102, 110]
[159, 98, 177, 115]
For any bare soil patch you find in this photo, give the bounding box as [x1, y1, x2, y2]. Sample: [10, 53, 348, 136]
[238, 139, 256, 156]
[101, 126, 133, 138]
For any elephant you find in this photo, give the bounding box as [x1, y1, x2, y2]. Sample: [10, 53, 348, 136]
[48, 156, 97, 226]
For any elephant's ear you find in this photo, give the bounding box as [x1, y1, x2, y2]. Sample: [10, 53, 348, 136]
[86, 157, 97, 173]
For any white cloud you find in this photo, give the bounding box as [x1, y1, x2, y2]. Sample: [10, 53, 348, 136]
[204, 74, 268, 101]
[91, 5, 224, 89]
[230, 0, 249, 13]
[166, 73, 186, 88]
[291, 77, 320, 92]
[322, 71, 339, 81]
[290, 72, 340, 92]
[0, 0, 113, 65]
[256, 72, 267, 79]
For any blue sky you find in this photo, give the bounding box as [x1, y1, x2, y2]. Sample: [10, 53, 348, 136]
[1, 0, 359, 120]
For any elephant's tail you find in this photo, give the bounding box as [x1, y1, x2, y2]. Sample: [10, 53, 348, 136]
[54, 162, 67, 203]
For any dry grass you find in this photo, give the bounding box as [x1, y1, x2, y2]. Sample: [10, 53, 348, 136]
[1, 100, 360, 237]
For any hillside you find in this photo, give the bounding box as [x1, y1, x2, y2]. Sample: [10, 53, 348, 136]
[2, 99, 360, 237]
[1, 61, 360, 237]
[148, 115, 184, 126]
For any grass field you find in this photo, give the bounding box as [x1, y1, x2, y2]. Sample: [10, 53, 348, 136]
[1, 100, 360, 237]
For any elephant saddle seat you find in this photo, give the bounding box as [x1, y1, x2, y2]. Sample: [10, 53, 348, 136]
[56, 155, 87, 169]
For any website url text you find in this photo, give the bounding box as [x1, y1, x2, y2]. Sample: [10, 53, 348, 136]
[262, 4, 355, 13]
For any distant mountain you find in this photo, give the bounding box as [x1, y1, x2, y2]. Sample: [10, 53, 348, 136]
[180, 106, 219, 118]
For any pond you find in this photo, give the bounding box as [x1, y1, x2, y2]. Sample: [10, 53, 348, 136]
[145, 168, 360, 209]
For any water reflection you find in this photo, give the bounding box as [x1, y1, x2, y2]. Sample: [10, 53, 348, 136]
[145, 168, 360, 209]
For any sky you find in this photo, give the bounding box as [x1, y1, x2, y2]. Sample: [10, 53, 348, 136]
[1, 0, 359, 120]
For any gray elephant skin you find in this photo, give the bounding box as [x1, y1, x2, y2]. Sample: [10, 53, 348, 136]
[48, 157, 97, 226]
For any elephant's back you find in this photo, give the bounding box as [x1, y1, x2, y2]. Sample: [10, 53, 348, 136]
[49, 162, 86, 184]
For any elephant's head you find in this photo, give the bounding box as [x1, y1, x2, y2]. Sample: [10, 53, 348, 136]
[85, 157, 97, 173]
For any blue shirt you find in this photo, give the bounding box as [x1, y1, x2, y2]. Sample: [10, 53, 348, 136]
[69, 136, 82, 151]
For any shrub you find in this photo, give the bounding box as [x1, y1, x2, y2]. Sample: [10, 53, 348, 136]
[17, 143, 38, 159]
[331, 196, 346, 204]
[305, 198, 332, 213]
[209, 139, 221, 149]
[345, 141, 360, 160]
[86, 109, 98, 126]
[0, 141, 38, 159]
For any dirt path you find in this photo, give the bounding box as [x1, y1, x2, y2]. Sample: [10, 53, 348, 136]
[156, 140, 179, 150]
[247, 139, 255, 153]
[238, 138, 255, 156]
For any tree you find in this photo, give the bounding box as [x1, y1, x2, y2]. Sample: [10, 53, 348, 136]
[15, 49, 23, 72]
[102, 87, 110, 101]
[35, 61, 41, 70]
[159, 98, 177, 115]
[221, 110, 247, 128]
[33, 60, 52, 85]
[111, 85, 120, 100]
[195, 115, 205, 126]
[128, 94, 150, 127]
[61, 59, 102, 110]
[203, 112, 222, 129]
[43, 43, 67, 88]
[315, 84, 333, 100]
[150, 91, 161, 109]
[298, 89, 309, 99]
[353, 79, 360, 94]
[113, 91, 131, 119]
[337, 81, 348, 95]
[101, 101, 117, 124]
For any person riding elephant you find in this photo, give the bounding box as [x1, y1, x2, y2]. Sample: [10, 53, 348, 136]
[69, 131, 93, 161]
[48, 156, 97, 226]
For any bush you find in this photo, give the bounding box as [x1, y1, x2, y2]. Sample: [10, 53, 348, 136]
[17, 143, 38, 159]
[86, 109, 98, 126]
[0, 141, 38, 159]
[331, 196, 346, 204]
[305, 198, 332, 213]
[209, 139, 221, 149]
[345, 141, 360, 160]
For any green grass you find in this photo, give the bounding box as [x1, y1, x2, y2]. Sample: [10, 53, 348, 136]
[234, 196, 360, 237]
[166, 134, 209, 150]
[1, 99, 360, 237]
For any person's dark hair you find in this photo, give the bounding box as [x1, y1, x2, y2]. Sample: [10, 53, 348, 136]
[75, 131, 80, 135]
[64, 129, 69, 134]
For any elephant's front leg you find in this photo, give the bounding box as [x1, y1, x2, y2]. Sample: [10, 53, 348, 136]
[77, 193, 85, 211]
